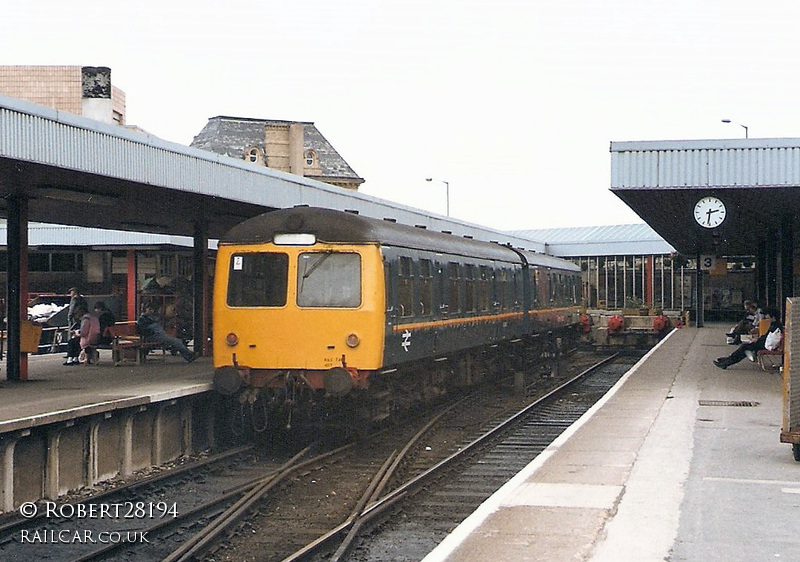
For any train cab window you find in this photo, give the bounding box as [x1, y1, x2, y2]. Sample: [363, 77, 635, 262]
[464, 264, 476, 312]
[419, 259, 434, 316]
[297, 252, 361, 308]
[227, 253, 288, 307]
[447, 262, 461, 314]
[398, 256, 414, 317]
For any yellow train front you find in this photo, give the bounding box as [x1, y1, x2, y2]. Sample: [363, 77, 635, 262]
[213, 206, 581, 430]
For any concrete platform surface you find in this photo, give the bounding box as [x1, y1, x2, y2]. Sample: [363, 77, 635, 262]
[424, 324, 800, 562]
[0, 350, 213, 433]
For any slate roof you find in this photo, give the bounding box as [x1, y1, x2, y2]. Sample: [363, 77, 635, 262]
[190, 116, 362, 182]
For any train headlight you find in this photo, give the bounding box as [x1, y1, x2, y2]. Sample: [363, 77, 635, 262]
[345, 333, 360, 348]
[226, 332, 239, 346]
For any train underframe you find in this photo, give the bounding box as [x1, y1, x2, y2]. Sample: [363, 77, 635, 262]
[214, 328, 577, 438]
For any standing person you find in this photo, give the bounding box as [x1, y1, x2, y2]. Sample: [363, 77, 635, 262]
[64, 302, 100, 365]
[714, 308, 782, 369]
[137, 303, 196, 362]
[94, 301, 116, 345]
[67, 287, 88, 329]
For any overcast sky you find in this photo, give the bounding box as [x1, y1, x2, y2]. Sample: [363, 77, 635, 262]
[5, 1, 800, 231]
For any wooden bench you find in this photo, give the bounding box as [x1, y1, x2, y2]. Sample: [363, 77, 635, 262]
[99, 322, 166, 367]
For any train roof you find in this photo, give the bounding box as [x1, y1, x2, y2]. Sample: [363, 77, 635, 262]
[221, 207, 579, 271]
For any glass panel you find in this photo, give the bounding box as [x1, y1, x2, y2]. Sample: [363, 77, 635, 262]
[448, 262, 461, 313]
[227, 253, 288, 307]
[419, 259, 433, 316]
[464, 264, 476, 312]
[28, 254, 49, 272]
[398, 256, 414, 317]
[297, 252, 361, 308]
[478, 266, 490, 311]
[51, 253, 78, 272]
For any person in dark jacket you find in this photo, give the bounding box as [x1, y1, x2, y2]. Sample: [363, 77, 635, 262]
[714, 308, 782, 369]
[94, 301, 116, 345]
[67, 287, 88, 329]
[137, 303, 196, 362]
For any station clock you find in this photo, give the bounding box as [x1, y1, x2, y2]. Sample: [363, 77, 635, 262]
[693, 196, 726, 228]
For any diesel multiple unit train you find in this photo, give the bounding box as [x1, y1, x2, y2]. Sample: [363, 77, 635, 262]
[212, 206, 581, 430]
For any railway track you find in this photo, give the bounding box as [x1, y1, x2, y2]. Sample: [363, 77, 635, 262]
[0, 351, 634, 561]
[0, 445, 294, 561]
[347, 355, 638, 561]
[206, 351, 636, 561]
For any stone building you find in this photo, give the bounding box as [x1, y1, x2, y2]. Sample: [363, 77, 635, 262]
[0, 65, 126, 125]
[191, 116, 364, 190]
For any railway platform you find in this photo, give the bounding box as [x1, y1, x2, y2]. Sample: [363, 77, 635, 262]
[0, 352, 212, 432]
[424, 323, 800, 562]
[0, 351, 215, 512]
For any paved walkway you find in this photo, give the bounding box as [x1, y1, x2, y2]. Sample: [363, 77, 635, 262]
[424, 324, 799, 561]
[0, 351, 212, 432]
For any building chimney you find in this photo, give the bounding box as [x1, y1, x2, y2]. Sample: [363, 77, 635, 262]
[81, 66, 113, 124]
[288, 123, 305, 176]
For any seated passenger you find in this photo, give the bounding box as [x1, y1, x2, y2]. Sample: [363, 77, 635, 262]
[94, 301, 116, 345]
[715, 308, 782, 369]
[137, 303, 196, 362]
[726, 300, 762, 344]
[64, 303, 100, 366]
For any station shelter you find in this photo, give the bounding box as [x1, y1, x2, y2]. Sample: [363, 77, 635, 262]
[0, 93, 547, 381]
[609, 138, 800, 327]
[513, 223, 759, 321]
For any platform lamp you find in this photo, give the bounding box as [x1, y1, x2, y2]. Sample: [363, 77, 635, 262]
[721, 119, 749, 138]
[425, 178, 450, 216]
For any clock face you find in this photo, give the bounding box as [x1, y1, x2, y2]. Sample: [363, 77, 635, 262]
[694, 197, 726, 228]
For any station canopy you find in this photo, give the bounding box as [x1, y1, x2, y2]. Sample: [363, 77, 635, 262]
[610, 138, 800, 257]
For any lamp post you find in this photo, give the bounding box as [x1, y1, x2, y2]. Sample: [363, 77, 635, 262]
[721, 119, 749, 138]
[425, 178, 450, 216]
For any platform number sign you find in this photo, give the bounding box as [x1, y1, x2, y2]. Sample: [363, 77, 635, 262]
[700, 255, 716, 271]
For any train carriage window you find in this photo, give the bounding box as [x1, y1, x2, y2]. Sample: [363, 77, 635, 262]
[513, 269, 523, 309]
[447, 262, 461, 314]
[419, 259, 434, 316]
[478, 266, 490, 311]
[297, 252, 361, 307]
[497, 269, 510, 310]
[464, 264, 476, 312]
[227, 253, 288, 307]
[398, 256, 414, 317]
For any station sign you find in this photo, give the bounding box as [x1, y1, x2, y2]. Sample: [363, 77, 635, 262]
[700, 255, 727, 275]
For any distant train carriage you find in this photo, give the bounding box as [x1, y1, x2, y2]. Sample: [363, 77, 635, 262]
[212, 206, 580, 429]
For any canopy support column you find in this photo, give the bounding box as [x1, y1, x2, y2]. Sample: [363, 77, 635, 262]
[6, 194, 29, 381]
[193, 221, 209, 356]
